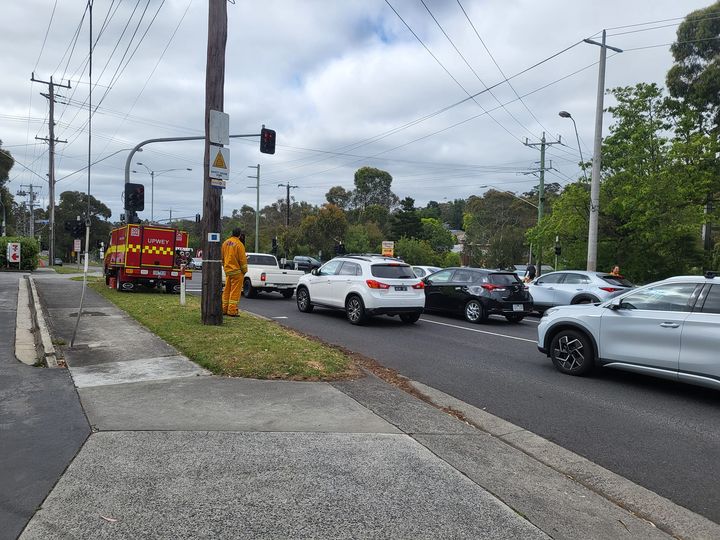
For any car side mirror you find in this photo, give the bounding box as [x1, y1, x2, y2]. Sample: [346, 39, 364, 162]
[311, 268, 319, 276]
[424, 278, 432, 285]
[607, 298, 622, 310]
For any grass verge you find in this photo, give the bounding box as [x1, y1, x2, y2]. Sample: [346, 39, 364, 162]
[53, 265, 102, 274]
[88, 282, 358, 380]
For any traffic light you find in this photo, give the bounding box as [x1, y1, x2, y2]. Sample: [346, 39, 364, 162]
[271, 237, 278, 254]
[260, 127, 276, 155]
[195, 213, 201, 223]
[554, 244, 561, 256]
[72, 221, 86, 238]
[125, 183, 145, 212]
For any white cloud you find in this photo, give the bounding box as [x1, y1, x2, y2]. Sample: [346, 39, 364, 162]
[1, 0, 711, 221]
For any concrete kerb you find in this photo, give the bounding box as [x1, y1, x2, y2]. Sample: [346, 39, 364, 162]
[410, 380, 720, 540]
[27, 276, 58, 368]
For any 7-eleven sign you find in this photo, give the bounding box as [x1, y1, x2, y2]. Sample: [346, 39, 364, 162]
[6, 242, 21, 264]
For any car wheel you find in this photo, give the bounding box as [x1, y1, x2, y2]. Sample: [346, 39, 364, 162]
[243, 278, 258, 298]
[281, 289, 294, 299]
[464, 299, 486, 323]
[550, 329, 594, 376]
[400, 313, 421, 324]
[505, 314, 524, 323]
[345, 295, 367, 325]
[296, 287, 313, 313]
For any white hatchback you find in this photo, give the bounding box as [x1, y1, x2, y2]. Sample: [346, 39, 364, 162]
[295, 255, 426, 325]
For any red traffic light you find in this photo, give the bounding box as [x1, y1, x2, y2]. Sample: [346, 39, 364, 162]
[260, 127, 276, 155]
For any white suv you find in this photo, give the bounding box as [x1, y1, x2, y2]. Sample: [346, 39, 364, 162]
[538, 272, 720, 390]
[295, 255, 426, 325]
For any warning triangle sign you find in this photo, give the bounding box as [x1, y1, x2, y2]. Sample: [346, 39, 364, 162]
[213, 149, 227, 169]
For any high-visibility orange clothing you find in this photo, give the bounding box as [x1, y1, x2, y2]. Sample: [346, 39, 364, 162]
[222, 236, 248, 316]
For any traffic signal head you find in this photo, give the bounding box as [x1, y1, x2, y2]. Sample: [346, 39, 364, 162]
[271, 237, 278, 254]
[554, 244, 561, 256]
[125, 183, 145, 212]
[260, 127, 276, 155]
[72, 221, 86, 238]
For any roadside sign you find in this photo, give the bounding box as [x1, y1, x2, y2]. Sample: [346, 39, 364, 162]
[209, 110, 230, 145]
[382, 240, 394, 257]
[7, 242, 21, 263]
[210, 178, 227, 189]
[73, 239, 81, 252]
[209, 146, 229, 181]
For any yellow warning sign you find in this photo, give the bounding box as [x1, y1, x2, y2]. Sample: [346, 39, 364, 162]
[209, 146, 229, 181]
[212, 150, 227, 169]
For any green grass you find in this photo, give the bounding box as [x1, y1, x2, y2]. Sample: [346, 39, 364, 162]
[89, 282, 357, 380]
[53, 265, 101, 274]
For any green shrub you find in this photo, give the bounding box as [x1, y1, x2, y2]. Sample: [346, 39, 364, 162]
[0, 237, 39, 271]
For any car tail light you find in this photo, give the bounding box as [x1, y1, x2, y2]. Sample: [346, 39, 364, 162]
[366, 279, 390, 289]
[481, 283, 506, 292]
[412, 281, 425, 289]
[261, 272, 267, 282]
[600, 286, 621, 292]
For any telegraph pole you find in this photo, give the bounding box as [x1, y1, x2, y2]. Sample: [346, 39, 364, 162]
[247, 164, 260, 252]
[18, 184, 41, 239]
[524, 132, 561, 275]
[278, 182, 298, 261]
[584, 31, 622, 271]
[201, 0, 227, 325]
[278, 183, 298, 227]
[32, 73, 70, 265]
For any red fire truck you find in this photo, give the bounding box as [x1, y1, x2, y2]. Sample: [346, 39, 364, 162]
[104, 224, 193, 292]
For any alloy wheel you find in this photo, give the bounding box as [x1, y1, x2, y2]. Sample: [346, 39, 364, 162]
[553, 334, 585, 371]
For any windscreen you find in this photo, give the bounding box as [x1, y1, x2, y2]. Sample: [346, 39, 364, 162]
[600, 275, 634, 287]
[371, 264, 415, 279]
[488, 273, 522, 285]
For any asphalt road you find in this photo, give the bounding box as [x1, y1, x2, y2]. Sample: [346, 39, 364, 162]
[187, 273, 720, 524]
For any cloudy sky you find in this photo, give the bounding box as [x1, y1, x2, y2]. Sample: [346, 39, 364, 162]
[1, 0, 712, 223]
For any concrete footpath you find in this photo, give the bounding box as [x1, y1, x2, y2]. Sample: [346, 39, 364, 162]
[7, 271, 720, 539]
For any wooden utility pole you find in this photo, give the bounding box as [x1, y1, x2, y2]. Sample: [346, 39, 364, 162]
[201, 0, 227, 325]
[32, 73, 70, 265]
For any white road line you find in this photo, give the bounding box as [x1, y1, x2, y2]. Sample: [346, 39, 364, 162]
[272, 316, 288, 319]
[420, 318, 537, 343]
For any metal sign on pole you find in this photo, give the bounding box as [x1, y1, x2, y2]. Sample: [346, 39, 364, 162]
[7, 242, 21, 264]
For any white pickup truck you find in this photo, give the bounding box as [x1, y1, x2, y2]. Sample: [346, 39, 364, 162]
[242, 253, 305, 299]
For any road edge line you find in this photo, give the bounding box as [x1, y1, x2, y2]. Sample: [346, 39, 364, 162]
[410, 380, 720, 540]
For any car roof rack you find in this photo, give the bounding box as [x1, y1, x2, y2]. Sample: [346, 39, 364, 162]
[705, 270, 718, 279]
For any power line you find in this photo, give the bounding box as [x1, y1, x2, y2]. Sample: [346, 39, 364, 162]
[420, 0, 539, 141]
[33, 0, 58, 72]
[386, 0, 525, 145]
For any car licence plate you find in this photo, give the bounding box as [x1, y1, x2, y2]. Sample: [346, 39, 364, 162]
[395, 285, 407, 291]
[513, 304, 524, 312]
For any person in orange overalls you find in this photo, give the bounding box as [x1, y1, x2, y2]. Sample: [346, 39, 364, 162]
[221, 228, 248, 316]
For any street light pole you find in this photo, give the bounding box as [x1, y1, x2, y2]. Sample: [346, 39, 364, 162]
[558, 111, 588, 183]
[134, 163, 192, 222]
[583, 30, 622, 271]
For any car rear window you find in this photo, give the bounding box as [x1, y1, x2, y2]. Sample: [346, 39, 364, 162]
[371, 264, 415, 279]
[248, 255, 277, 266]
[600, 274, 634, 287]
[489, 273, 522, 285]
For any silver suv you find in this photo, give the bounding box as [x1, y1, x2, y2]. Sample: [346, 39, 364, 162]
[537, 272, 720, 390]
[295, 255, 426, 325]
[528, 270, 634, 311]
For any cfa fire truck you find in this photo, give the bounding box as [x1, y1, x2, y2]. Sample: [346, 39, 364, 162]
[104, 224, 193, 292]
